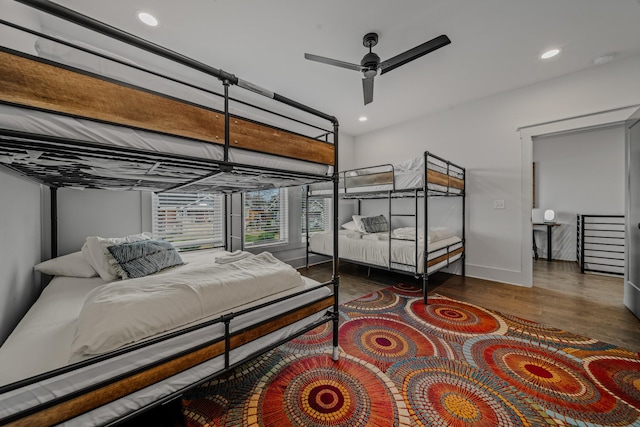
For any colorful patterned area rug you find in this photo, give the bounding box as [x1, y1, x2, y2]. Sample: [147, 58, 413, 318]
[181, 285, 640, 426]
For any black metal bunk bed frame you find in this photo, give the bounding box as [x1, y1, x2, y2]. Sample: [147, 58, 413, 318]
[306, 151, 465, 304]
[0, 1, 341, 425]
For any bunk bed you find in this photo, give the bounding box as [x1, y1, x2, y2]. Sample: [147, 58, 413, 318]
[0, 1, 339, 426]
[307, 152, 465, 303]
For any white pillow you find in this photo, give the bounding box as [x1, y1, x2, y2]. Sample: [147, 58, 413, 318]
[430, 227, 454, 242]
[34, 251, 98, 278]
[352, 215, 367, 233]
[81, 232, 153, 281]
[341, 221, 358, 231]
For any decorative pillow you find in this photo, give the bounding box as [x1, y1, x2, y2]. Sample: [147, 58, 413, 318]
[361, 215, 389, 233]
[341, 221, 358, 231]
[34, 251, 98, 278]
[352, 215, 367, 233]
[81, 232, 153, 281]
[106, 239, 184, 280]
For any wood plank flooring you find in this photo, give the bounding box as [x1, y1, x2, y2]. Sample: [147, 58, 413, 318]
[303, 259, 640, 353]
[121, 258, 640, 426]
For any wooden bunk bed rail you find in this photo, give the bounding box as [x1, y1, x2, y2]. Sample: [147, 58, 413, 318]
[427, 169, 464, 191]
[0, 50, 334, 166]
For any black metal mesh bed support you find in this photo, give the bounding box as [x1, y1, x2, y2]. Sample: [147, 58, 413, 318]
[0, 1, 342, 425]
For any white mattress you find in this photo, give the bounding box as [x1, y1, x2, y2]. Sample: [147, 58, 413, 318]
[0, 249, 333, 425]
[309, 230, 462, 274]
[309, 156, 462, 196]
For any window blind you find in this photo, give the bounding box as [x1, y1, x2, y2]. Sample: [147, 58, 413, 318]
[244, 188, 288, 247]
[152, 193, 224, 251]
[302, 187, 331, 239]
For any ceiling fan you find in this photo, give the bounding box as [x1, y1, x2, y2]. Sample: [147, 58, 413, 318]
[305, 32, 451, 105]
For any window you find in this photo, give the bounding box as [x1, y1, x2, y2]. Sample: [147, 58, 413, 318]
[152, 193, 224, 251]
[301, 187, 331, 239]
[244, 188, 288, 247]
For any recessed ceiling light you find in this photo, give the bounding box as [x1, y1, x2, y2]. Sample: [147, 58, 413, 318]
[593, 53, 615, 65]
[358, 116, 368, 122]
[137, 11, 158, 27]
[540, 48, 561, 60]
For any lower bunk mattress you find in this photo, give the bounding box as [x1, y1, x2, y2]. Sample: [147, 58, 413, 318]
[309, 230, 463, 275]
[0, 249, 333, 426]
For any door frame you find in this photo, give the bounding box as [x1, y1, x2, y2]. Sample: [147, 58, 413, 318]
[518, 104, 639, 287]
[625, 107, 640, 317]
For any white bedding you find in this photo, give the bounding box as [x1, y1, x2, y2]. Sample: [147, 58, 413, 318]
[310, 229, 462, 274]
[0, 104, 331, 181]
[0, 249, 325, 387]
[70, 251, 303, 361]
[309, 155, 462, 196]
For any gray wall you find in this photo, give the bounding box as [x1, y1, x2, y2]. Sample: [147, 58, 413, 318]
[57, 189, 150, 255]
[0, 169, 42, 344]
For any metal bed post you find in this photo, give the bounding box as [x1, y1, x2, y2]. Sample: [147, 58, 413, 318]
[224, 194, 229, 251]
[423, 152, 429, 304]
[414, 187, 419, 279]
[50, 186, 57, 259]
[388, 190, 392, 272]
[223, 80, 230, 163]
[305, 185, 310, 269]
[331, 122, 340, 362]
[240, 193, 245, 251]
[461, 165, 466, 277]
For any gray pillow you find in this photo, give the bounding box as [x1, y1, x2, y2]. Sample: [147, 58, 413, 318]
[361, 215, 389, 233]
[106, 239, 183, 279]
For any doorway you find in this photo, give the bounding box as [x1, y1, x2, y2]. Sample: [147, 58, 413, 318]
[518, 105, 639, 288]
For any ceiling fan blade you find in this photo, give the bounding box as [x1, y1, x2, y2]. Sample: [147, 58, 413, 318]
[362, 77, 374, 105]
[304, 53, 364, 72]
[379, 34, 451, 75]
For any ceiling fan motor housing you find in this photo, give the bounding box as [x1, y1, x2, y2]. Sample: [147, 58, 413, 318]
[361, 52, 380, 76]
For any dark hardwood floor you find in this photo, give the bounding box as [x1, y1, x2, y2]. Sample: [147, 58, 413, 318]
[304, 258, 640, 353]
[120, 258, 640, 426]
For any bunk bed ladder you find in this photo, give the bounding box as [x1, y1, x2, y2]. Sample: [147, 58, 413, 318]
[387, 188, 421, 287]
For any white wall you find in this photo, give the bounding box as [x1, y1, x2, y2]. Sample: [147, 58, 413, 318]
[533, 125, 625, 260]
[57, 189, 149, 255]
[0, 169, 42, 344]
[353, 53, 640, 286]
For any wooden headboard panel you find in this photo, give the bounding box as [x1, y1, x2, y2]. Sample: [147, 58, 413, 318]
[0, 50, 334, 166]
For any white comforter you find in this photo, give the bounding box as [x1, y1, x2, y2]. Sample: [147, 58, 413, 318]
[70, 251, 304, 362]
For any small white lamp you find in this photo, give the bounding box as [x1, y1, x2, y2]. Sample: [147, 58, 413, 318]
[543, 209, 556, 223]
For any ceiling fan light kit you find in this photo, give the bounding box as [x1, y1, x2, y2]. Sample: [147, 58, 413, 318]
[305, 32, 451, 105]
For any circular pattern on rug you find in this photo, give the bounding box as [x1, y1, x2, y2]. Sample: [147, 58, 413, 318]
[584, 355, 640, 411]
[387, 357, 557, 426]
[342, 288, 401, 312]
[406, 296, 507, 338]
[183, 395, 229, 427]
[253, 353, 410, 427]
[501, 312, 609, 349]
[339, 317, 453, 370]
[280, 321, 333, 354]
[463, 335, 640, 425]
[392, 283, 423, 296]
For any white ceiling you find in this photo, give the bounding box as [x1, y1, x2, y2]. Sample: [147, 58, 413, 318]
[20, 0, 640, 135]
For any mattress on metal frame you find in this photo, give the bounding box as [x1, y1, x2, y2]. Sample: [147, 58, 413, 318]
[0, 272, 331, 426]
[309, 230, 463, 274]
